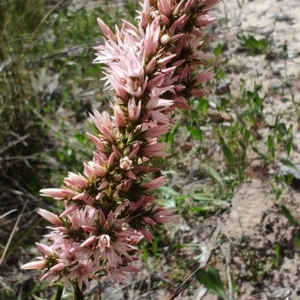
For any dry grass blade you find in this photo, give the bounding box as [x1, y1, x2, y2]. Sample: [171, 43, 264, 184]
[166, 225, 221, 300]
[0, 209, 17, 219]
[0, 133, 29, 155]
[0, 200, 28, 265]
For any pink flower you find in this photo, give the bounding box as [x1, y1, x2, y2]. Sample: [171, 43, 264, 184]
[38, 209, 62, 226]
[69, 260, 100, 290]
[120, 156, 133, 170]
[40, 188, 76, 200]
[21, 260, 45, 270]
[150, 207, 178, 224]
[128, 99, 141, 121]
[142, 176, 167, 192]
[97, 18, 116, 41]
[64, 172, 89, 188]
[140, 142, 169, 157]
[105, 264, 140, 284]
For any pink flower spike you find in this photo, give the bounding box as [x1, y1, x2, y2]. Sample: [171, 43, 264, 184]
[128, 99, 141, 121]
[90, 110, 111, 134]
[173, 0, 185, 15]
[160, 15, 170, 25]
[142, 176, 167, 192]
[128, 143, 141, 159]
[69, 260, 99, 291]
[116, 179, 132, 192]
[112, 145, 122, 159]
[160, 34, 170, 45]
[172, 59, 185, 67]
[120, 156, 133, 170]
[60, 204, 78, 217]
[81, 235, 96, 248]
[144, 125, 170, 138]
[146, 73, 165, 90]
[169, 33, 184, 43]
[98, 180, 109, 190]
[157, 54, 177, 66]
[56, 227, 69, 233]
[146, 57, 156, 74]
[21, 260, 45, 270]
[86, 133, 106, 151]
[150, 207, 178, 224]
[191, 89, 205, 97]
[113, 105, 125, 128]
[169, 14, 188, 35]
[97, 18, 116, 41]
[94, 152, 107, 165]
[50, 263, 65, 271]
[98, 234, 111, 251]
[40, 188, 76, 200]
[38, 209, 62, 226]
[82, 225, 97, 233]
[107, 152, 116, 168]
[144, 19, 160, 57]
[158, 0, 173, 17]
[144, 217, 156, 225]
[64, 172, 89, 188]
[141, 142, 168, 158]
[36, 243, 53, 256]
[194, 70, 214, 84]
[140, 227, 154, 242]
[201, 0, 221, 10]
[184, 0, 197, 13]
[173, 95, 191, 109]
[195, 14, 216, 27]
[139, 0, 150, 27]
[84, 161, 105, 178]
[98, 209, 107, 226]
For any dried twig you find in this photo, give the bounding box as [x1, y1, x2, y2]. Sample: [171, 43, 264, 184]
[166, 225, 221, 300]
[0, 200, 28, 265]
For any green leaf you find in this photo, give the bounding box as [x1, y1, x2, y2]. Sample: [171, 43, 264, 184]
[191, 193, 214, 201]
[267, 135, 274, 156]
[252, 146, 267, 160]
[280, 159, 298, 172]
[195, 267, 229, 300]
[281, 205, 297, 227]
[213, 43, 223, 57]
[294, 237, 300, 249]
[186, 125, 203, 142]
[158, 186, 179, 196]
[286, 137, 293, 158]
[281, 97, 290, 103]
[222, 144, 234, 166]
[209, 167, 223, 184]
[152, 238, 159, 257]
[156, 198, 176, 208]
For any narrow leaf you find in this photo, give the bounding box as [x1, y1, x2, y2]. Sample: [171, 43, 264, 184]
[209, 167, 223, 184]
[281, 205, 297, 227]
[195, 267, 229, 300]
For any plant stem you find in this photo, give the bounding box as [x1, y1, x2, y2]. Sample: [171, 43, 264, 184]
[71, 281, 85, 300]
[55, 284, 64, 300]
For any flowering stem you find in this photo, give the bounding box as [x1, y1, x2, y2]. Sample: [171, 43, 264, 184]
[71, 281, 85, 300]
[54, 284, 64, 300]
[21, 0, 220, 295]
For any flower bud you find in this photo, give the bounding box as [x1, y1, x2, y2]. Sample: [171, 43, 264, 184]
[160, 34, 170, 45]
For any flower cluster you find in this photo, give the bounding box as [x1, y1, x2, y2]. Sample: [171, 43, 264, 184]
[22, 0, 219, 293]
